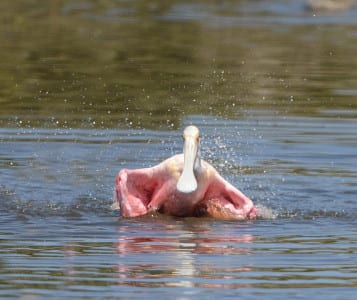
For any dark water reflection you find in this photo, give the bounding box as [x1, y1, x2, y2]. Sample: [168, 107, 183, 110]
[2, 0, 357, 129]
[1, 0, 357, 299]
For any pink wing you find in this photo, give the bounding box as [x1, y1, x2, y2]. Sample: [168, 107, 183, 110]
[114, 160, 178, 217]
[114, 167, 158, 217]
[202, 172, 257, 220]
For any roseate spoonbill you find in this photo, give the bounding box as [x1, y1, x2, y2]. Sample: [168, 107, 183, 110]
[114, 125, 257, 220]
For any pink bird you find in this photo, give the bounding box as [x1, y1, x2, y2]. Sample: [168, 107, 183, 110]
[114, 125, 257, 220]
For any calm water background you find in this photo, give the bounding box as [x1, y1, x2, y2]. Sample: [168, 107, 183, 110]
[1, 1, 357, 299]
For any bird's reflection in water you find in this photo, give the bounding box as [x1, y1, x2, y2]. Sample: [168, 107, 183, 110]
[114, 218, 254, 290]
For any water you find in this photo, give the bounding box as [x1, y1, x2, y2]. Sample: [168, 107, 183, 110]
[1, 1, 357, 299]
[1, 115, 356, 299]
